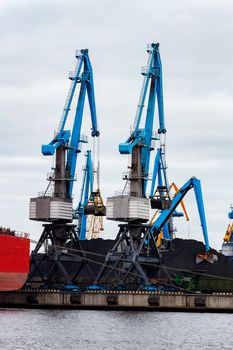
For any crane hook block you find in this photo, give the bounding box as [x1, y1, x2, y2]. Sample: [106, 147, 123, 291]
[91, 130, 100, 137]
[84, 204, 106, 216]
[158, 128, 167, 134]
[150, 198, 171, 210]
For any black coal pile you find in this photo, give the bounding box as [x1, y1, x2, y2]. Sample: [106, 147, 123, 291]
[80, 238, 233, 279]
[80, 238, 115, 275]
[29, 237, 233, 288]
[163, 238, 233, 278]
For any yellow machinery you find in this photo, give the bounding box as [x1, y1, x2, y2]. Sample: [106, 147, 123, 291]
[85, 189, 105, 239]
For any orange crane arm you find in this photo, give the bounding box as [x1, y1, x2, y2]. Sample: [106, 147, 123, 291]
[170, 182, 189, 221]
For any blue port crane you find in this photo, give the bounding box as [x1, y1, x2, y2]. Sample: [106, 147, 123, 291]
[73, 150, 93, 240]
[119, 43, 177, 240]
[95, 43, 169, 287]
[149, 147, 172, 239]
[73, 150, 105, 240]
[150, 177, 218, 263]
[29, 49, 100, 288]
[73, 149, 106, 240]
[149, 146, 187, 240]
[42, 49, 99, 199]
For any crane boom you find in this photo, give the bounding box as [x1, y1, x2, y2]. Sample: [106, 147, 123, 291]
[41, 49, 99, 199]
[133, 43, 166, 135]
[119, 43, 166, 195]
[151, 177, 210, 251]
[41, 49, 99, 158]
[58, 51, 84, 134]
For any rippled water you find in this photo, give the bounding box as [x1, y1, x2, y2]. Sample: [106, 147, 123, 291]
[0, 309, 232, 350]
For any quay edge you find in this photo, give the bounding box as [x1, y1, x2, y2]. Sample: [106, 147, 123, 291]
[1, 290, 233, 312]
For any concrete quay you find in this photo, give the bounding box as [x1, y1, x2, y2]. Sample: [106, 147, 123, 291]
[1, 290, 233, 312]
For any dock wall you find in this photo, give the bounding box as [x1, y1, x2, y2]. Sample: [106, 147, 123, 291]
[1, 290, 233, 311]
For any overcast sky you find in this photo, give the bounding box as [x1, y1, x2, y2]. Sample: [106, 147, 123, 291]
[0, 0, 233, 249]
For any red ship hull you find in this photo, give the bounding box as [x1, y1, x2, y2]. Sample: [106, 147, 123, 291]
[0, 234, 30, 291]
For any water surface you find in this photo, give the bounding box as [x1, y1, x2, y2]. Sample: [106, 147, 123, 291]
[0, 309, 231, 349]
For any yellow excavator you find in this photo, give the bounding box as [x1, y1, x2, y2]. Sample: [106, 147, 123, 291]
[223, 223, 233, 243]
[222, 207, 233, 256]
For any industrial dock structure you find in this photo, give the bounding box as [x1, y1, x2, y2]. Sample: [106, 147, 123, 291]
[1, 43, 233, 311]
[2, 290, 233, 312]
